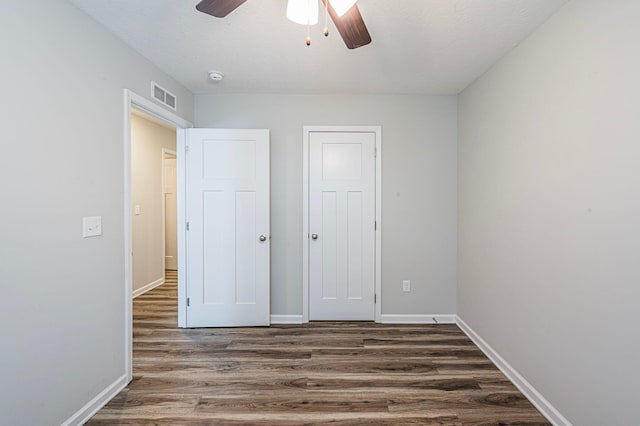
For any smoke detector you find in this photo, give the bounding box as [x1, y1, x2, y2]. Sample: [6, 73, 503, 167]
[208, 70, 224, 82]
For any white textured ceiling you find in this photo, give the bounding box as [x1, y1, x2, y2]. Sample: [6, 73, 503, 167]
[71, 0, 567, 95]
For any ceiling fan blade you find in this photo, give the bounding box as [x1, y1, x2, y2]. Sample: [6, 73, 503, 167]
[195, 0, 247, 18]
[321, 0, 372, 49]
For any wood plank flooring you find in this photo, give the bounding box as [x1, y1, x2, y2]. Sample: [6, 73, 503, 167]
[88, 271, 549, 425]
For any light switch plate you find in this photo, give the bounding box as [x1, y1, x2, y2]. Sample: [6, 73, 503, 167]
[83, 216, 102, 238]
[135, 205, 141, 215]
[402, 280, 411, 292]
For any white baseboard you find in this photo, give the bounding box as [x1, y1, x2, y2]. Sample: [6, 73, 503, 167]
[270, 314, 304, 324]
[61, 374, 128, 426]
[271, 314, 457, 325]
[455, 316, 571, 426]
[380, 314, 456, 324]
[132, 277, 164, 298]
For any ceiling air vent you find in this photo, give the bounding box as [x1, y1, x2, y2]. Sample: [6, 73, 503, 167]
[151, 81, 177, 111]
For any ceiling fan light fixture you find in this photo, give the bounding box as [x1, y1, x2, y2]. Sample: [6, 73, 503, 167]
[286, 0, 319, 25]
[329, 0, 357, 17]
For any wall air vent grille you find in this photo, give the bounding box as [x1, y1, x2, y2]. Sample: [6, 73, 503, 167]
[150, 81, 177, 111]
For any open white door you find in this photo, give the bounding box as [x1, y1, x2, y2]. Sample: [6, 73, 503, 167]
[185, 129, 270, 327]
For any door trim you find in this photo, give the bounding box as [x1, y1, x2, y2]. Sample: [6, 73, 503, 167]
[302, 126, 382, 323]
[123, 89, 192, 383]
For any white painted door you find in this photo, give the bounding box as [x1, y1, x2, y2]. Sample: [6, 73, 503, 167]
[186, 129, 270, 327]
[309, 131, 376, 320]
[164, 155, 178, 270]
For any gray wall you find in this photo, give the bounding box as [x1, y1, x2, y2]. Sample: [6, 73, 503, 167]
[131, 113, 176, 293]
[457, 0, 640, 424]
[196, 94, 458, 316]
[0, 1, 193, 425]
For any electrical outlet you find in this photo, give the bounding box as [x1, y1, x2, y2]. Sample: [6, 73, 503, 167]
[402, 280, 411, 292]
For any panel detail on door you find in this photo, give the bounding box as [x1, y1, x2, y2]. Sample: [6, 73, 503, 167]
[322, 143, 362, 180]
[186, 129, 270, 327]
[310, 131, 375, 320]
[347, 191, 363, 300]
[203, 140, 256, 180]
[203, 190, 226, 305]
[322, 191, 338, 300]
[235, 191, 257, 304]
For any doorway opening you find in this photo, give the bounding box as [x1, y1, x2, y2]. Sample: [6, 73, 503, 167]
[123, 89, 192, 382]
[131, 110, 176, 297]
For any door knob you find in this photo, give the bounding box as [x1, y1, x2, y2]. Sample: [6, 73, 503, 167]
[311, 234, 318, 240]
[259, 235, 267, 242]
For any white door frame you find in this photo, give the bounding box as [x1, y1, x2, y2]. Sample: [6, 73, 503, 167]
[302, 126, 382, 323]
[123, 89, 192, 383]
[161, 148, 177, 274]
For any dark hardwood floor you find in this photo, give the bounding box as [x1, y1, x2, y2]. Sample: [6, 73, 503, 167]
[88, 271, 549, 425]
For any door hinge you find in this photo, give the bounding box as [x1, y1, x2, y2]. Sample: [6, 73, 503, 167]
[186, 221, 190, 231]
[374, 221, 377, 231]
[374, 294, 377, 304]
[187, 297, 190, 307]
[374, 147, 377, 158]
[186, 145, 189, 153]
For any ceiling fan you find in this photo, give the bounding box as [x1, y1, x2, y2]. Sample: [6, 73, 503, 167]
[195, 0, 372, 49]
